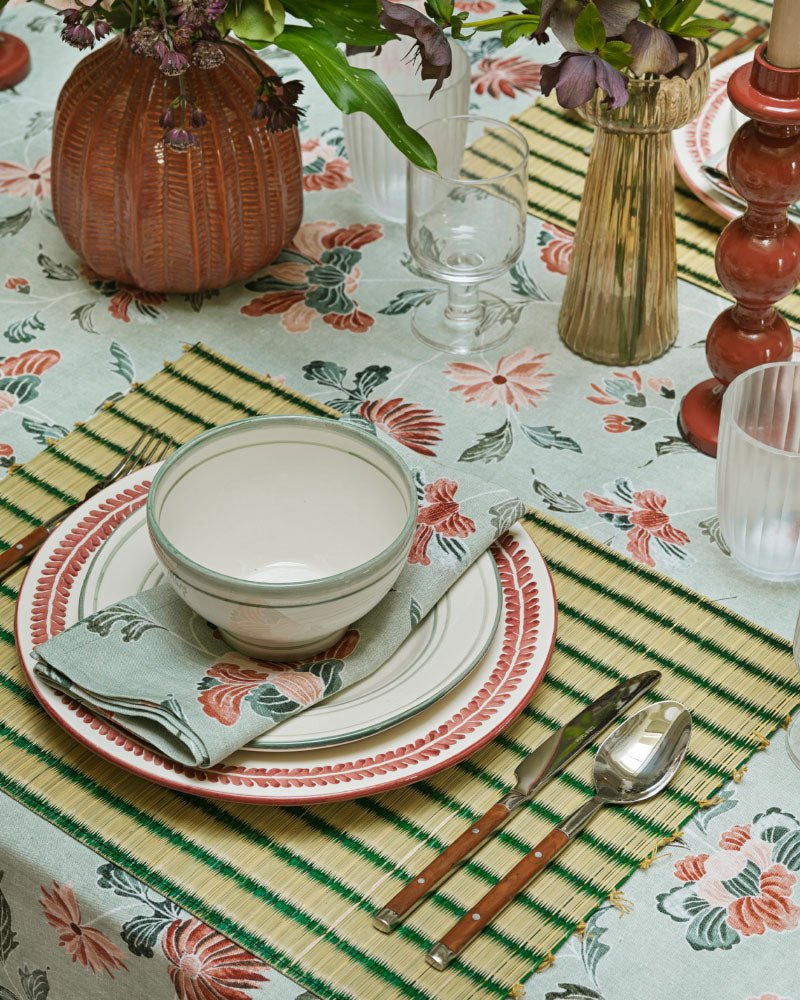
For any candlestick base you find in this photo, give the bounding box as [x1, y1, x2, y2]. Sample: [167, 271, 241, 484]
[678, 378, 724, 457]
[0, 33, 30, 91]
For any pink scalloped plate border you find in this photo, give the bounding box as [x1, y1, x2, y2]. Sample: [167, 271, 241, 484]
[674, 51, 751, 222]
[16, 467, 557, 804]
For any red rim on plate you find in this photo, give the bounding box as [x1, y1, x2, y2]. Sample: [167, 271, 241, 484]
[16, 469, 557, 804]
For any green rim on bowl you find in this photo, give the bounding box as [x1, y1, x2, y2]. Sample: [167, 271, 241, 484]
[146, 415, 418, 597]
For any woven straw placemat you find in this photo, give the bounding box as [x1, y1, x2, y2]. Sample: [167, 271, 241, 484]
[0, 343, 797, 999]
[466, 0, 800, 328]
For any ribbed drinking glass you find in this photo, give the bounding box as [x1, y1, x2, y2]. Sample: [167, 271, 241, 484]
[343, 40, 470, 224]
[406, 115, 528, 354]
[716, 362, 800, 580]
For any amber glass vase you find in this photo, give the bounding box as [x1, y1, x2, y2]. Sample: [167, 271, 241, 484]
[52, 38, 303, 294]
[558, 50, 709, 365]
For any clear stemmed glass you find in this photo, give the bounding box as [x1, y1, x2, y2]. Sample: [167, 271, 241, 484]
[788, 611, 800, 770]
[406, 115, 529, 355]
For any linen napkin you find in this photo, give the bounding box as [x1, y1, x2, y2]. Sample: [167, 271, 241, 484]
[33, 457, 524, 767]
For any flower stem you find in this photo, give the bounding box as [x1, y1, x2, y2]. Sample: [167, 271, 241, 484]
[221, 39, 273, 85]
[461, 13, 539, 32]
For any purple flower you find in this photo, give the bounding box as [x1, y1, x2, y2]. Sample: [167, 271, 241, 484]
[61, 22, 95, 50]
[129, 25, 161, 58]
[159, 107, 175, 128]
[539, 0, 639, 50]
[262, 98, 303, 131]
[159, 49, 190, 76]
[163, 128, 197, 151]
[540, 52, 628, 109]
[94, 19, 113, 39]
[251, 97, 269, 120]
[191, 107, 207, 127]
[192, 39, 225, 68]
[57, 8, 82, 26]
[378, 0, 452, 96]
[206, 0, 226, 20]
[623, 21, 680, 74]
[621, 21, 699, 78]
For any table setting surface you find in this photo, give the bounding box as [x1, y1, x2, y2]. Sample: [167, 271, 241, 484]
[0, 3, 799, 1000]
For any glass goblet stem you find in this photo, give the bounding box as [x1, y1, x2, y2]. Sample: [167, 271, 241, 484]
[444, 282, 482, 332]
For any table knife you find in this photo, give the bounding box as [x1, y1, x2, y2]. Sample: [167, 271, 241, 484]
[372, 669, 661, 933]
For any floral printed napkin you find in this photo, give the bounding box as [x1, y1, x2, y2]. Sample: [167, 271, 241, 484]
[33, 461, 524, 767]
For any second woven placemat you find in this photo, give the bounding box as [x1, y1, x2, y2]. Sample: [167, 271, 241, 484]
[0, 343, 797, 1000]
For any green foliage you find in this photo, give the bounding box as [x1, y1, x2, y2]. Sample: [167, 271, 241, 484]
[645, 0, 729, 37]
[678, 16, 730, 37]
[275, 26, 437, 171]
[283, 0, 392, 45]
[600, 39, 633, 69]
[573, 2, 606, 52]
[499, 14, 540, 45]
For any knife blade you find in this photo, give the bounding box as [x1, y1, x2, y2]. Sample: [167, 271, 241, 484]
[372, 669, 661, 933]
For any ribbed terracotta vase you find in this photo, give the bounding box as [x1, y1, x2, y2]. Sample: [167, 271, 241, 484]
[558, 47, 709, 365]
[52, 37, 303, 294]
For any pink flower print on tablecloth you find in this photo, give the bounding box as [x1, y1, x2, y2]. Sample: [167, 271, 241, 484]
[602, 414, 645, 434]
[359, 397, 443, 457]
[409, 477, 476, 566]
[302, 135, 352, 192]
[471, 56, 541, 99]
[162, 917, 268, 1000]
[241, 221, 382, 334]
[0, 348, 60, 376]
[538, 222, 574, 274]
[0, 155, 51, 200]
[445, 347, 553, 410]
[658, 808, 800, 951]
[40, 882, 128, 976]
[455, 0, 495, 12]
[584, 479, 690, 568]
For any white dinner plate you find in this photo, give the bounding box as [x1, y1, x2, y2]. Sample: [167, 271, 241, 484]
[72, 480, 502, 751]
[673, 50, 751, 222]
[17, 466, 558, 805]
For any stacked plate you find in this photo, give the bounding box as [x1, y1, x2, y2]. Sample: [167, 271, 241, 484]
[17, 466, 557, 804]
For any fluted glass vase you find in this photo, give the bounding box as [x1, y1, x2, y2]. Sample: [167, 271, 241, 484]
[558, 50, 709, 365]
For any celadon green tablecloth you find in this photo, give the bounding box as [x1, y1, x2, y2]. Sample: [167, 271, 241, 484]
[0, 4, 798, 999]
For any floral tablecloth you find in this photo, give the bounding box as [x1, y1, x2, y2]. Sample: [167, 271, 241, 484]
[0, 5, 798, 999]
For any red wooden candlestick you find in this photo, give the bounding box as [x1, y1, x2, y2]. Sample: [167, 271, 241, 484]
[679, 44, 800, 457]
[0, 32, 30, 91]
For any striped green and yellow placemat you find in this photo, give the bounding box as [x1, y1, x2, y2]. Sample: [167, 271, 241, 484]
[470, 0, 800, 328]
[0, 343, 797, 1000]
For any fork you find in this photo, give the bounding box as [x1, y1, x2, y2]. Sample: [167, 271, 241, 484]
[0, 427, 171, 581]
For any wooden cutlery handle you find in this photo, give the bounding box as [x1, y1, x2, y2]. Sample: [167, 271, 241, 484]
[429, 828, 569, 968]
[374, 803, 511, 931]
[0, 525, 50, 580]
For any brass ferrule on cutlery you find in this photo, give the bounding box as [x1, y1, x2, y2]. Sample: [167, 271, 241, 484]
[371, 670, 661, 935]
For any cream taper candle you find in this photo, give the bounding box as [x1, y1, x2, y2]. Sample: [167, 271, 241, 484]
[767, 0, 800, 68]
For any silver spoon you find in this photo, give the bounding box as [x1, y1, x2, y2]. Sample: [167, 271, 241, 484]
[427, 701, 692, 970]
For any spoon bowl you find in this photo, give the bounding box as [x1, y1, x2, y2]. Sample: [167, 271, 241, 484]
[594, 700, 692, 804]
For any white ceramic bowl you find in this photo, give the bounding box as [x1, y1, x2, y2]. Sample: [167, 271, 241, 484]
[146, 415, 417, 660]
